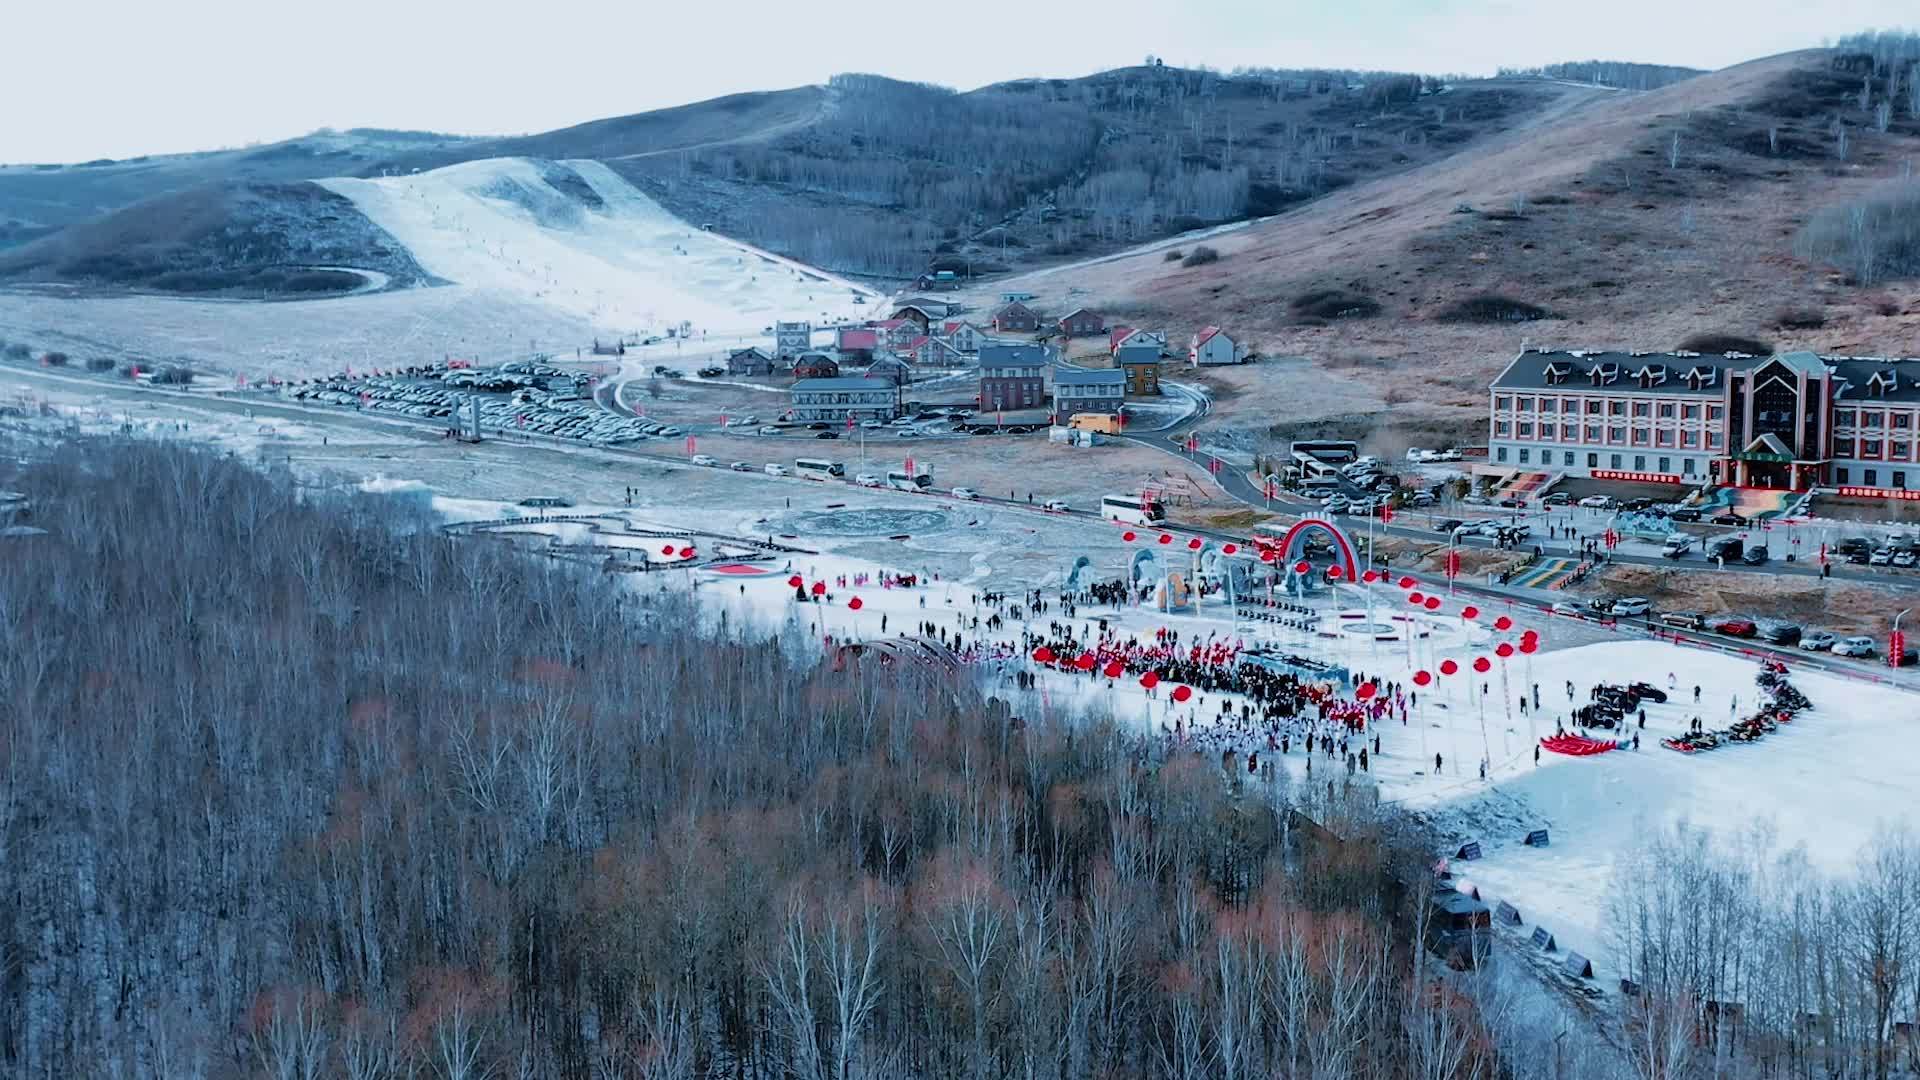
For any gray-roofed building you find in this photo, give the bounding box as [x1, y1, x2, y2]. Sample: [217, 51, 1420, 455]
[979, 342, 1050, 413]
[1489, 348, 1920, 493]
[790, 377, 901, 423]
[1051, 366, 1125, 424]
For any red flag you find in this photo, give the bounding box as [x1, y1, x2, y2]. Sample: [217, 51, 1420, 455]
[1382, 506, 1394, 524]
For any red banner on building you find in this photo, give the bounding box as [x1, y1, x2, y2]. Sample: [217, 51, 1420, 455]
[1589, 469, 1682, 485]
[1837, 486, 1920, 501]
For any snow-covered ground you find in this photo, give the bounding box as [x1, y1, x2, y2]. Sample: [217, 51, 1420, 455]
[322, 158, 881, 338]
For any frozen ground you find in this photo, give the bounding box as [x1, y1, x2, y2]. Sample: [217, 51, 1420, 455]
[322, 158, 881, 338]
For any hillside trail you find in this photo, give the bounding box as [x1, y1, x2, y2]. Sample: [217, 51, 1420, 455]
[604, 85, 840, 163]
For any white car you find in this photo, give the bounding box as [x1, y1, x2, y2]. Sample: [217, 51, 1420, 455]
[854, 472, 882, 487]
[729, 461, 754, 472]
[690, 454, 718, 467]
[1551, 601, 1583, 618]
[951, 487, 979, 500]
[764, 463, 789, 477]
[1042, 499, 1071, 512]
[757, 425, 781, 435]
[896, 429, 919, 438]
[890, 416, 915, 426]
[1798, 630, 1838, 652]
[1577, 495, 1613, 508]
[860, 420, 884, 429]
[1610, 597, 1652, 616]
[1835, 635, 1877, 658]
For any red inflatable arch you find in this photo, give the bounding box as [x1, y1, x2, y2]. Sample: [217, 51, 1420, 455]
[1270, 517, 1363, 584]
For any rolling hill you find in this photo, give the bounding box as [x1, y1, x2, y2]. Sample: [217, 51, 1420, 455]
[964, 49, 1920, 449]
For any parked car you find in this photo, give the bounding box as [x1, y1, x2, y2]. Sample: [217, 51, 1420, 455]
[896, 429, 919, 438]
[1757, 621, 1802, 646]
[1578, 495, 1614, 508]
[1871, 547, 1895, 566]
[815, 431, 840, 440]
[860, 420, 884, 429]
[1625, 682, 1670, 703]
[1834, 635, 1877, 658]
[729, 461, 754, 472]
[1498, 497, 1526, 509]
[807, 422, 831, 430]
[1543, 492, 1573, 506]
[1894, 550, 1918, 569]
[1551, 601, 1584, 618]
[1042, 500, 1071, 512]
[764, 464, 789, 477]
[1610, 597, 1652, 617]
[1705, 614, 1757, 638]
[854, 473, 882, 487]
[1667, 507, 1702, 522]
[757, 425, 781, 435]
[951, 487, 979, 501]
[690, 454, 718, 467]
[1712, 512, 1746, 526]
[1798, 630, 1839, 652]
[1659, 610, 1706, 630]
[1436, 518, 1465, 536]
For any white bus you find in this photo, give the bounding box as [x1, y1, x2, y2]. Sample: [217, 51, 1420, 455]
[887, 468, 932, 492]
[1100, 493, 1166, 525]
[794, 458, 846, 481]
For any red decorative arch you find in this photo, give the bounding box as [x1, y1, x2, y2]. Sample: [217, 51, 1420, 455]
[1272, 517, 1362, 583]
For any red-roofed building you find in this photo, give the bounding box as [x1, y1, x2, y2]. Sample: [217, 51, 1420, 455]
[876, 318, 918, 349]
[1189, 326, 1245, 366]
[991, 301, 1039, 333]
[835, 327, 879, 359]
[1111, 327, 1166, 356]
[940, 320, 987, 354]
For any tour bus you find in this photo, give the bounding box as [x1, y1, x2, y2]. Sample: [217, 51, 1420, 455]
[794, 458, 847, 481]
[1100, 493, 1167, 525]
[887, 468, 933, 492]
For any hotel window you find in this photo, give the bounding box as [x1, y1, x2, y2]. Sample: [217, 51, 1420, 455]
[1609, 401, 1626, 416]
[1631, 429, 1650, 445]
[1835, 409, 1857, 427]
[1611, 454, 1623, 468]
[1516, 397, 1533, 411]
[1658, 457, 1671, 473]
[1683, 404, 1701, 420]
[1495, 396, 1512, 411]
[1682, 430, 1700, 448]
[1585, 425, 1601, 441]
[1896, 443, 1913, 462]
[1835, 438, 1856, 457]
[1837, 467, 1850, 484]
[1497, 447, 1509, 462]
[1539, 399, 1557, 414]
[1520, 449, 1531, 463]
[1708, 406, 1724, 421]
[1897, 413, 1914, 429]
[1897, 471, 1909, 489]
[1656, 430, 1674, 447]
[1658, 403, 1675, 418]
[1683, 459, 1696, 475]
[1564, 451, 1575, 466]
[1562, 399, 1577, 413]
[1865, 412, 1885, 428]
[1609, 426, 1626, 443]
[1517, 422, 1534, 437]
[1866, 469, 1879, 486]
[1708, 432, 1724, 449]
[1496, 421, 1511, 436]
[1562, 424, 1577, 440]
[1586, 400, 1603, 415]
[1588, 453, 1600, 467]
[1865, 439, 1883, 458]
[1632, 402, 1651, 418]
[1634, 455, 1647, 470]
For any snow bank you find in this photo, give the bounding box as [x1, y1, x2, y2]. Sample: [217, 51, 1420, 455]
[321, 158, 881, 337]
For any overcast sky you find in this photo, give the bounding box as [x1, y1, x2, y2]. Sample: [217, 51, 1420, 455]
[5, 0, 1911, 163]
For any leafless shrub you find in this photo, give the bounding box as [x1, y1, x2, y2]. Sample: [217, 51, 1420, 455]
[1796, 181, 1920, 285]
[1181, 244, 1220, 267]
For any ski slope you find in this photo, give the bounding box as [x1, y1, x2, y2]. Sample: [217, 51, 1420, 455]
[321, 158, 881, 337]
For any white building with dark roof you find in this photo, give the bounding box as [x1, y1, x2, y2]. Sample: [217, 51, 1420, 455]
[790, 377, 901, 423]
[1488, 348, 1920, 493]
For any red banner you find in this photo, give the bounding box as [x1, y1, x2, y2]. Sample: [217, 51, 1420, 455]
[1589, 469, 1682, 485]
[1837, 486, 1920, 501]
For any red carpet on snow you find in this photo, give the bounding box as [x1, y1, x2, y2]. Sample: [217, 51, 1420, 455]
[1540, 734, 1618, 757]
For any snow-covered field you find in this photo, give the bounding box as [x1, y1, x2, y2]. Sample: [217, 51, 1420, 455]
[322, 158, 881, 337]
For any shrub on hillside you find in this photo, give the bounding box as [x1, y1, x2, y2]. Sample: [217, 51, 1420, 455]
[1182, 245, 1220, 267]
[1164, 249, 1184, 262]
[1678, 332, 1773, 355]
[4, 344, 29, 360]
[86, 356, 116, 372]
[41, 351, 68, 367]
[1774, 306, 1826, 330]
[1435, 294, 1556, 323]
[1796, 182, 1920, 285]
[1290, 289, 1381, 320]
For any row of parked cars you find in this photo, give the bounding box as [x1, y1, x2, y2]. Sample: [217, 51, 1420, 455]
[1831, 535, 1920, 568]
[1579, 601, 1899, 660]
[288, 373, 684, 446]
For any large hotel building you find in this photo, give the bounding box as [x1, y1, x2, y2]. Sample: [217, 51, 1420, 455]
[1487, 349, 1920, 495]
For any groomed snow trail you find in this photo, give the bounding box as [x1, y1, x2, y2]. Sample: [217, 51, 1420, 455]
[321, 157, 880, 337]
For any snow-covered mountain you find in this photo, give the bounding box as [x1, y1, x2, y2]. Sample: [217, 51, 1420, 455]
[320, 158, 879, 336]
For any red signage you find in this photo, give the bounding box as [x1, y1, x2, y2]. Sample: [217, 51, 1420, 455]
[1589, 469, 1682, 485]
[1891, 630, 1907, 668]
[1837, 486, 1920, 501]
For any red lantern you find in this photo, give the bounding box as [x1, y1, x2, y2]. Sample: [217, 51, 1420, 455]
[1103, 660, 1124, 678]
[1413, 670, 1433, 686]
[1295, 560, 1311, 575]
[1424, 596, 1441, 611]
[661, 544, 675, 556]
[1494, 616, 1514, 631]
[811, 581, 827, 596]
[1409, 591, 1425, 605]
[1399, 576, 1417, 589]
[1495, 642, 1514, 658]
[1473, 657, 1491, 673]
[1075, 652, 1096, 671]
[1521, 628, 1540, 642]
[1223, 543, 1238, 555]
[1188, 537, 1203, 550]
[848, 597, 864, 611]
[1122, 531, 1137, 543]
[1171, 684, 1193, 703]
[1260, 550, 1276, 563]
[1440, 660, 1459, 676]
[1140, 671, 1161, 690]
[1158, 534, 1173, 545]
[1519, 639, 1538, 655]
[1033, 646, 1055, 664]
[1356, 682, 1376, 700]
[1462, 605, 1481, 620]
[1363, 570, 1379, 583]
[679, 546, 695, 558]
[1326, 565, 1344, 580]
[788, 575, 804, 588]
